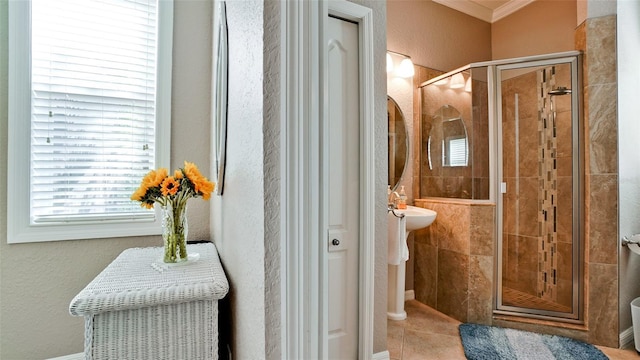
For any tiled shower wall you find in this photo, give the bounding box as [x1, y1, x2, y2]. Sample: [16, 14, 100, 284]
[411, 15, 619, 347]
[500, 65, 574, 310]
[577, 15, 619, 347]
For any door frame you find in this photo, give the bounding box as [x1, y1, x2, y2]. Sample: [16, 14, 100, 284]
[281, 1, 375, 358]
[493, 54, 583, 322]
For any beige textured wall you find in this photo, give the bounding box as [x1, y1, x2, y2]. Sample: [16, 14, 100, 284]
[210, 0, 266, 358]
[492, 0, 577, 60]
[349, 0, 389, 353]
[387, 0, 491, 72]
[0, 1, 213, 358]
[263, 1, 282, 358]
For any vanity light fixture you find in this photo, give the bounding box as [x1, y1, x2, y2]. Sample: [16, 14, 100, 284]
[387, 53, 394, 73]
[434, 78, 449, 86]
[449, 72, 465, 89]
[387, 51, 415, 78]
[464, 77, 472, 92]
[397, 58, 415, 78]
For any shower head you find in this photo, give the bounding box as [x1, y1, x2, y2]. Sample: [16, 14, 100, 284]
[548, 86, 572, 96]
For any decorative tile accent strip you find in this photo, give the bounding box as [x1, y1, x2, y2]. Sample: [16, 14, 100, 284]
[537, 67, 559, 303]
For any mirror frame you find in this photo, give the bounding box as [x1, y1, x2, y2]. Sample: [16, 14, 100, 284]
[212, 1, 228, 195]
[387, 95, 409, 191]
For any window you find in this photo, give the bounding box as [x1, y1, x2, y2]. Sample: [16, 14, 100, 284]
[444, 137, 468, 167]
[8, 0, 173, 243]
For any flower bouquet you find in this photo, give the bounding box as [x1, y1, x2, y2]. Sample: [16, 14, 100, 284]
[131, 161, 215, 263]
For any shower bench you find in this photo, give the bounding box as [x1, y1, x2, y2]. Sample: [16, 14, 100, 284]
[69, 242, 229, 360]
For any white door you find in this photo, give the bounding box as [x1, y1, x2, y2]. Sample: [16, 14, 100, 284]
[326, 15, 360, 359]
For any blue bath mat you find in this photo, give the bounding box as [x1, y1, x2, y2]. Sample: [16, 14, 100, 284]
[459, 323, 608, 360]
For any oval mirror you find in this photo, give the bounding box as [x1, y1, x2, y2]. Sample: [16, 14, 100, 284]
[388, 96, 409, 191]
[428, 105, 468, 169]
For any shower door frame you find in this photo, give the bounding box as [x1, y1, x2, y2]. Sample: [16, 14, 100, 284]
[493, 53, 584, 323]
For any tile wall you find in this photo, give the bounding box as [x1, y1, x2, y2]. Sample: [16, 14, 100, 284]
[413, 198, 495, 324]
[579, 14, 619, 348]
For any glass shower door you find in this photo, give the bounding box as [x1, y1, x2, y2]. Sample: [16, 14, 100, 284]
[495, 56, 582, 321]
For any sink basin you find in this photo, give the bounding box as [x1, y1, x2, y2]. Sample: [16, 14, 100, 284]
[395, 205, 437, 232]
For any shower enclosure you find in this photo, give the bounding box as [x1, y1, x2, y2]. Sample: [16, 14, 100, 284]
[419, 51, 583, 322]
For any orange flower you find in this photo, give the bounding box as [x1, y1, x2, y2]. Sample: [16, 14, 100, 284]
[183, 161, 214, 198]
[142, 201, 155, 209]
[154, 168, 169, 185]
[132, 162, 214, 209]
[194, 177, 215, 199]
[161, 176, 180, 196]
[130, 185, 148, 201]
[182, 161, 203, 183]
[142, 168, 168, 188]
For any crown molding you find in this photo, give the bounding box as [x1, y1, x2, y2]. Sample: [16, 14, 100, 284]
[433, 0, 535, 23]
[492, 0, 535, 22]
[433, 0, 493, 22]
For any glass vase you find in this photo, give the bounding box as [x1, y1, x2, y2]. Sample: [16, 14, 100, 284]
[161, 200, 188, 263]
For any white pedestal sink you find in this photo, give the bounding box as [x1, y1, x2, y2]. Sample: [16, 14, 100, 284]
[397, 206, 437, 232]
[388, 205, 437, 321]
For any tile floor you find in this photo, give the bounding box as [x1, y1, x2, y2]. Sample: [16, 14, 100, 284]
[502, 287, 571, 313]
[387, 300, 639, 360]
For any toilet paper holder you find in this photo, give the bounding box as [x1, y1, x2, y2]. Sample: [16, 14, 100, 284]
[622, 234, 640, 255]
[622, 234, 640, 246]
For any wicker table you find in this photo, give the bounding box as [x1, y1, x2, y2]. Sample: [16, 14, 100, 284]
[70, 242, 229, 360]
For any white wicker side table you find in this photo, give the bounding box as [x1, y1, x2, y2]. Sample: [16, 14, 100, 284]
[70, 242, 229, 360]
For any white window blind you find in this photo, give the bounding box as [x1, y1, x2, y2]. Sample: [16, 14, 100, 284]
[447, 137, 468, 167]
[31, 0, 158, 222]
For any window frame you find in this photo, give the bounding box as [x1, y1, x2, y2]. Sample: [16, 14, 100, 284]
[7, 0, 173, 244]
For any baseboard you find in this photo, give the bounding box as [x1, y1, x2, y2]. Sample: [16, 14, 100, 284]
[404, 289, 415, 301]
[620, 326, 635, 350]
[55, 350, 386, 360]
[372, 350, 391, 360]
[56, 349, 389, 359]
[47, 353, 83, 360]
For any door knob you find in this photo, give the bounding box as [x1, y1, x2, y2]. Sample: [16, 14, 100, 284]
[332, 239, 340, 246]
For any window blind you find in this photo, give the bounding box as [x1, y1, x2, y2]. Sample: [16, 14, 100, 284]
[447, 137, 467, 167]
[30, 0, 159, 222]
